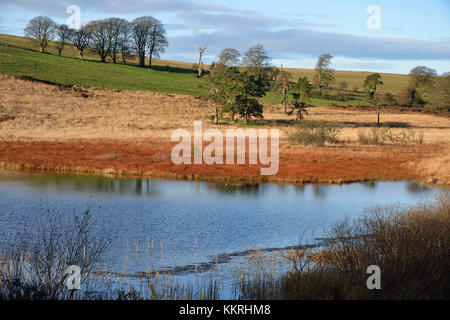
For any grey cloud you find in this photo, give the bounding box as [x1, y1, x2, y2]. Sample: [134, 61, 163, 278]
[2, 0, 449, 63]
[177, 10, 337, 32]
[167, 28, 450, 61]
[165, 23, 189, 30]
[177, 11, 285, 31]
[0, 0, 229, 16]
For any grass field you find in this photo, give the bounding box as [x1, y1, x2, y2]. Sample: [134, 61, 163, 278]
[1, 74, 449, 184]
[0, 33, 412, 106]
[0, 33, 449, 185]
[0, 41, 206, 96]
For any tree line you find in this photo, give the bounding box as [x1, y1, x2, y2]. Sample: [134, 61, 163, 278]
[205, 49, 333, 124]
[24, 15, 168, 67]
[204, 45, 316, 124]
[206, 47, 448, 124]
[24, 16, 448, 122]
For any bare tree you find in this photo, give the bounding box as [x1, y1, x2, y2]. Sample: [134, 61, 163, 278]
[217, 48, 240, 66]
[275, 66, 293, 114]
[55, 24, 73, 56]
[241, 44, 272, 80]
[197, 45, 207, 77]
[147, 18, 168, 68]
[131, 16, 154, 67]
[70, 27, 91, 59]
[86, 20, 110, 62]
[105, 18, 128, 64]
[0, 207, 112, 300]
[313, 54, 335, 93]
[117, 21, 132, 64]
[24, 16, 56, 53]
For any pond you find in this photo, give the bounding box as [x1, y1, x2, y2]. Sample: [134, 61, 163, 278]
[0, 170, 441, 296]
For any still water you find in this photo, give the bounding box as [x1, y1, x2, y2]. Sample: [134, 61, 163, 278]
[0, 170, 440, 279]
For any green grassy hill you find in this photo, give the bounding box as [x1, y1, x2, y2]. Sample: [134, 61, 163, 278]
[0, 35, 206, 96]
[0, 33, 412, 106]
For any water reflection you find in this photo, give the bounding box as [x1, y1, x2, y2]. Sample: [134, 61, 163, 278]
[363, 181, 377, 189]
[406, 182, 430, 193]
[205, 182, 260, 195]
[0, 170, 438, 200]
[312, 185, 327, 198]
[0, 171, 160, 196]
[0, 169, 443, 282]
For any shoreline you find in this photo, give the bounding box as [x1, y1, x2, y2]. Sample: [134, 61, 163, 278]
[0, 139, 447, 186]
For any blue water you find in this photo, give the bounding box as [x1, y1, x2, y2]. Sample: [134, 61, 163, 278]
[0, 170, 439, 278]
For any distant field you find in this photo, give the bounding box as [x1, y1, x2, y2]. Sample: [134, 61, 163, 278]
[0, 33, 411, 105]
[281, 67, 410, 94]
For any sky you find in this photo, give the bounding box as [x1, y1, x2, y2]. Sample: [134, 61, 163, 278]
[0, 0, 449, 74]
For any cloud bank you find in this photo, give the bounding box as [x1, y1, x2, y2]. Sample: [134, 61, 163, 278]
[1, 0, 449, 64]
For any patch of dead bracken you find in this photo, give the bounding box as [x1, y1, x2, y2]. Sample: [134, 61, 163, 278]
[0, 139, 447, 185]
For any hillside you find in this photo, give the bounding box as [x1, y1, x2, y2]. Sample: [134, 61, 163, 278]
[1, 73, 449, 185]
[0, 33, 411, 105]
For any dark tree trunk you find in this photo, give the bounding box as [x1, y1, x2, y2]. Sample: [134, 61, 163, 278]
[215, 105, 219, 124]
[409, 90, 416, 107]
[149, 46, 154, 68]
[139, 54, 145, 67]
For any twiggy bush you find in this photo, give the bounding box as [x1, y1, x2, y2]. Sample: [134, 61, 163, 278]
[288, 120, 341, 147]
[358, 127, 423, 145]
[0, 206, 112, 300]
[279, 192, 450, 299]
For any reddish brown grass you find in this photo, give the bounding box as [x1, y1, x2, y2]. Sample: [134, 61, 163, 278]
[0, 139, 444, 184]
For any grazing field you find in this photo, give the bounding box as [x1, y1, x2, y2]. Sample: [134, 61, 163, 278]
[0, 74, 449, 184]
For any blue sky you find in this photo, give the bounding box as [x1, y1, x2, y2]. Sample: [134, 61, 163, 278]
[1, 0, 449, 74]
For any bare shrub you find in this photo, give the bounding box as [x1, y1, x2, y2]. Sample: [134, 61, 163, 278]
[279, 192, 450, 299]
[287, 120, 341, 147]
[358, 127, 423, 145]
[0, 206, 112, 300]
